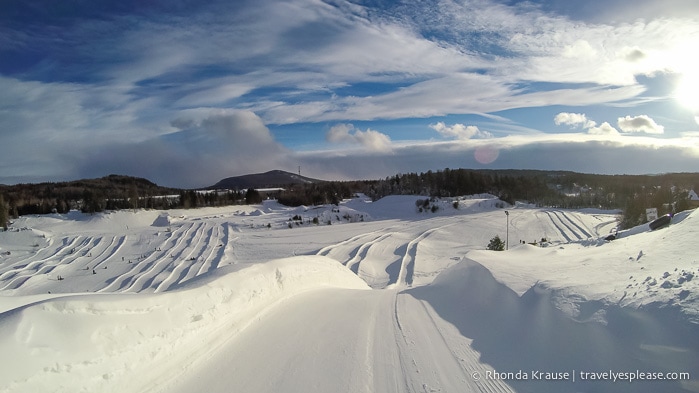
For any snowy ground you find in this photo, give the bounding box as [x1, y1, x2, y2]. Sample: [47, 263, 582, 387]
[0, 194, 697, 392]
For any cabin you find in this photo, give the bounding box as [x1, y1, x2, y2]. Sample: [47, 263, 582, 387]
[689, 189, 699, 208]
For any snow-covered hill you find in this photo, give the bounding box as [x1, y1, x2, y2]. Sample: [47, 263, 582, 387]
[0, 195, 697, 393]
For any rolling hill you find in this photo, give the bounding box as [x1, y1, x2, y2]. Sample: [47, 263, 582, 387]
[209, 170, 323, 190]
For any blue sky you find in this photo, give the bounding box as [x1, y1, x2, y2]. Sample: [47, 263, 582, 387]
[2, 0, 699, 188]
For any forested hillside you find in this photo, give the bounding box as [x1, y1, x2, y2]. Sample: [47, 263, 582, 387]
[1, 169, 697, 230]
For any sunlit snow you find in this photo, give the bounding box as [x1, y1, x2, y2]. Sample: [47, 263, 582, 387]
[1, 195, 697, 393]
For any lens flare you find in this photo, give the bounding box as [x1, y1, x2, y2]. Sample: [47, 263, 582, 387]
[474, 146, 499, 164]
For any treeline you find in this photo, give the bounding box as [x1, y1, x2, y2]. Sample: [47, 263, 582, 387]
[360, 168, 698, 229]
[0, 174, 282, 223]
[535, 172, 697, 228]
[362, 168, 557, 205]
[0, 175, 182, 216]
[275, 169, 563, 207]
[277, 181, 363, 207]
[2, 170, 698, 231]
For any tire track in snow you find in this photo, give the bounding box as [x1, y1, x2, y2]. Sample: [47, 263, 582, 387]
[393, 292, 515, 393]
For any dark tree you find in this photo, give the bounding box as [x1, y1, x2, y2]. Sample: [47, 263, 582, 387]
[487, 235, 505, 251]
[0, 194, 8, 230]
[245, 188, 263, 204]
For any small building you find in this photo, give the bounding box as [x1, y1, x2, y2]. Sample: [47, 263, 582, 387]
[689, 190, 699, 208]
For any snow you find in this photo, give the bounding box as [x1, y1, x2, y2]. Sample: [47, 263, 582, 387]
[0, 194, 697, 392]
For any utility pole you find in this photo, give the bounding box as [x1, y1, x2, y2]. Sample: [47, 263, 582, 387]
[505, 210, 509, 250]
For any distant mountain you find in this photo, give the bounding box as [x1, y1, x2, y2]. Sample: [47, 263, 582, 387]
[209, 170, 323, 190]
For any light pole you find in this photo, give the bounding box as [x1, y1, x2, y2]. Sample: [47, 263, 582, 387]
[504, 210, 509, 250]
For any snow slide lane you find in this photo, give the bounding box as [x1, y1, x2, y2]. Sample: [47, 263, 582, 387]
[166, 287, 513, 393]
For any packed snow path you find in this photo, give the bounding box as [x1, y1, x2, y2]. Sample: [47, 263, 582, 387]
[166, 288, 514, 393]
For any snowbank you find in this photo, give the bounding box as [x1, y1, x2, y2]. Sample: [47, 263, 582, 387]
[466, 208, 699, 319]
[409, 258, 699, 393]
[0, 256, 369, 393]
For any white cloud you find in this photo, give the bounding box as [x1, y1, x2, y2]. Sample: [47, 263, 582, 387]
[326, 124, 392, 153]
[552, 112, 609, 135]
[354, 129, 393, 152]
[429, 122, 493, 140]
[554, 113, 597, 129]
[587, 122, 620, 135]
[326, 123, 355, 143]
[617, 115, 665, 134]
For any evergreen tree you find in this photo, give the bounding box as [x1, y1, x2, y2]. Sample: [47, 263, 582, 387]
[487, 235, 505, 251]
[129, 184, 139, 211]
[0, 194, 8, 230]
[674, 189, 690, 212]
[245, 188, 262, 204]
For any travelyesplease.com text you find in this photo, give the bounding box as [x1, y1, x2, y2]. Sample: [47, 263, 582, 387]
[472, 369, 690, 383]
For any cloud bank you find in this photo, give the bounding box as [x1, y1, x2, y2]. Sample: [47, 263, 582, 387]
[73, 110, 294, 188]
